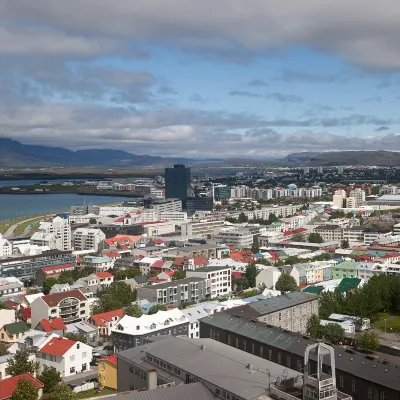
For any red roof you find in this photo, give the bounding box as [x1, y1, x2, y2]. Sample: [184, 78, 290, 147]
[193, 256, 208, 265]
[173, 257, 185, 266]
[152, 239, 164, 244]
[230, 250, 255, 263]
[151, 260, 165, 269]
[91, 309, 124, 327]
[41, 290, 87, 307]
[40, 264, 75, 276]
[0, 374, 43, 400]
[20, 307, 31, 320]
[38, 318, 66, 332]
[113, 216, 125, 223]
[99, 355, 117, 365]
[94, 272, 113, 279]
[232, 272, 244, 280]
[104, 235, 142, 247]
[2, 301, 18, 310]
[283, 227, 308, 237]
[39, 337, 76, 356]
[149, 276, 159, 282]
[104, 251, 120, 258]
[162, 271, 174, 277]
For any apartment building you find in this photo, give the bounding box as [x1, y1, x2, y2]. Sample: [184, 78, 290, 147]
[30, 216, 72, 251]
[159, 211, 188, 224]
[0, 234, 12, 257]
[137, 277, 209, 306]
[0, 250, 75, 283]
[186, 266, 232, 298]
[72, 228, 106, 251]
[332, 189, 347, 208]
[31, 289, 90, 328]
[70, 204, 100, 215]
[112, 309, 189, 351]
[181, 218, 225, 237]
[215, 225, 260, 248]
[314, 225, 343, 241]
[168, 244, 220, 259]
[83, 255, 113, 272]
[349, 188, 366, 207]
[35, 263, 75, 286]
[343, 227, 392, 245]
[148, 198, 182, 214]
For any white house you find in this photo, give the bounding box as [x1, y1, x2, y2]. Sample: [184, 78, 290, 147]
[30, 216, 72, 251]
[36, 336, 92, 377]
[256, 267, 281, 290]
[83, 255, 113, 272]
[0, 310, 16, 330]
[0, 234, 12, 257]
[181, 305, 209, 339]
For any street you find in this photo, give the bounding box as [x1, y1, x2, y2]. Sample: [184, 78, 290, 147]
[63, 367, 98, 386]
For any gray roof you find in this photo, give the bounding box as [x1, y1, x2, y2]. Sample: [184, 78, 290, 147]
[117, 336, 297, 400]
[67, 321, 97, 333]
[189, 266, 230, 272]
[135, 276, 149, 284]
[103, 383, 216, 400]
[315, 225, 341, 230]
[200, 311, 400, 391]
[0, 354, 13, 364]
[147, 277, 204, 289]
[226, 292, 317, 318]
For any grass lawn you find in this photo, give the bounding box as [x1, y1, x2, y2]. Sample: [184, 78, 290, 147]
[13, 217, 43, 236]
[76, 388, 115, 399]
[373, 313, 400, 332]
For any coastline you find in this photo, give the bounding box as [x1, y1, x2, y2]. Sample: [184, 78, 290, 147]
[0, 190, 144, 198]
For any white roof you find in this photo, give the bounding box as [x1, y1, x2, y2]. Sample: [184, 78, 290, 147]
[23, 292, 44, 305]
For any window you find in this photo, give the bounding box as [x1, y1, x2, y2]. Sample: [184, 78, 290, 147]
[260, 346, 263, 358]
[278, 312, 282, 321]
[352, 380, 356, 392]
[268, 349, 272, 360]
[368, 387, 373, 399]
[287, 356, 291, 368]
[380, 391, 386, 400]
[215, 389, 221, 396]
[70, 355, 75, 361]
[70, 367, 75, 374]
[296, 360, 302, 372]
[227, 334, 231, 345]
[77, 344, 80, 349]
[235, 337, 239, 348]
[243, 340, 246, 351]
[339, 375, 344, 388]
[129, 366, 134, 374]
[277, 352, 281, 364]
[251, 342, 255, 354]
[82, 352, 87, 358]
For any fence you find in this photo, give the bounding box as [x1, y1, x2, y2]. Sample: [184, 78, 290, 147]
[74, 382, 98, 393]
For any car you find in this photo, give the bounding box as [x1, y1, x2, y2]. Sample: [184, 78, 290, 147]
[66, 384, 76, 389]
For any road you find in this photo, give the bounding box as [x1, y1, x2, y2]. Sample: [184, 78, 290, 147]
[63, 367, 98, 386]
[3, 215, 48, 238]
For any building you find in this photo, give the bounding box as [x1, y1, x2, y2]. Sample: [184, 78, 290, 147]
[98, 355, 117, 390]
[72, 228, 106, 251]
[0, 310, 16, 330]
[0, 277, 24, 298]
[215, 225, 259, 248]
[0, 250, 75, 283]
[186, 266, 232, 298]
[83, 255, 113, 272]
[148, 198, 182, 215]
[200, 312, 397, 400]
[112, 309, 190, 351]
[35, 262, 76, 286]
[31, 289, 90, 328]
[185, 197, 214, 211]
[343, 227, 392, 245]
[36, 317, 66, 335]
[70, 204, 100, 215]
[36, 336, 92, 377]
[181, 304, 209, 338]
[165, 165, 191, 204]
[213, 185, 231, 201]
[0, 374, 44, 400]
[116, 335, 298, 399]
[159, 211, 188, 224]
[349, 188, 366, 207]
[89, 309, 125, 337]
[137, 277, 209, 307]
[333, 190, 347, 208]
[181, 219, 225, 237]
[0, 322, 29, 344]
[0, 235, 12, 257]
[30, 216, 72, 251]
[65, 321, 99, 347]
[314, 225, 343, 241]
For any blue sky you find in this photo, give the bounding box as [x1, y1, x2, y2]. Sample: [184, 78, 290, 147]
[2, 0, 400, 159]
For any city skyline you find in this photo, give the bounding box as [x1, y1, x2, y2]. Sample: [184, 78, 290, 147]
[3, 1, 400, 158]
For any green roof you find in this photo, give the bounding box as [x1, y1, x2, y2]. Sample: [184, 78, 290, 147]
[4, 321, 29, 334]
[338, 278, 361, 293]
[333, 261, 358, 270]
[303, 286, 324, 294]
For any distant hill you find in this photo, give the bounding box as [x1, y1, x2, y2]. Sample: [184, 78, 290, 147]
[282, 152, 321, 164]
[307, 150, 400, 166]
[0, 138, 207, 167]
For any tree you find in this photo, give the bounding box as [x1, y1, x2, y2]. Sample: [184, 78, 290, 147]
[245, 264, 258, 288]
[0, 342, 9, 356]
[38, 367, 61, 393]
[11, 377, 39, 400]
[306, 315, 323, 339]
[308, 232, 324, 243]
[42, 383, 77, 400]
[357, 331, 380, 351]
[238, 212, 248, 223]
[148, 304, 168, 315]
[125, 303, 143, 318]
[250, 243, 260, 254]
[64, 333, 86, 344]
[43, 277, 58, 295]
[89, 218, 97, 224]
[235, 276, 249, 291]
[292, 232, 306, 242]
[0, 302, 11, 310]
[341, 239, 349, 249]
[275, 273, 298, 292]
[322, 323, 345, 344]
[6, 349, 39, 377]
[171, 270, 186, 281]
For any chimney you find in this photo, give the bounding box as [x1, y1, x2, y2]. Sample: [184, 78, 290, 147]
[147, 369, 157, 390]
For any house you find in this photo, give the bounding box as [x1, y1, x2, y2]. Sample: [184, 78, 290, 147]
[172, 256, 209, 271]
[98, 355, 117, 390]
[156, 270, 174, 282]
[181, 304, 209, 338]
[35, 318, 66, 335]
[20, 292, 44, 308]
[0, 355, 14, 380]
[0, 322, 29, 344]
[35, 263, 75, 286]
[90, 309, 125, 337]
[31, 289, 90, 328]
[0, 374, 44, 400]
[255, 267, 281, 290]
[65, 321, 99, 347]
[0, 310, 16, 330]
[150, 260, 172, 273]
[138, 257, 162, 275]
[94, 271, 114, 286]
[19, 307, 31, 325]
[0, 278, 25, 298]
[136, 299, 158, 314]
[8, 330, 59, 356]
[103, 235, 143, 251]
[36, 337, 93, 377]
[83, 256, 113, 272]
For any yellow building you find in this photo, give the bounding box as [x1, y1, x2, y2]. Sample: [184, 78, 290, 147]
[0, 321, 29, 344]
[98, 355, 117, 390]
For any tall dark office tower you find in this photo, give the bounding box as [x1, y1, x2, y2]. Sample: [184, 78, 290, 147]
[165, 164, 191, 204]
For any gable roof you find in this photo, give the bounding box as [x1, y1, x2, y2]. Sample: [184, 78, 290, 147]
[3, 322, 29, 335]
[99, 355, 117, 365]
[40, 290, 87, 306]
[38, 318, 66, 332]
[91, 309, 125, 327]
[39, 337, 76, 356]
[94, 272, 113, 279]
[0, 374, 43, 400]
[40, 264, 75, 276]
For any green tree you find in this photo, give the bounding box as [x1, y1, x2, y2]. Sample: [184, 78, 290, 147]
[43, 277, 58, 295]
[38, 367, 61, 393]
[357, 331, 380, 351]
[42, 383, 77, 400]
[291, 232, 306, 242]
[308, 232, 324, 243]
[341, 239, 349, 249]
[89, 218, 97, 224]
[245, 264, 258, 288]
[0, 302, 11, 310]
[235, 276, 249, 291]
[64, 333, 86, 344]
[171, 270, 186, 281]
[268, 213, 278, 223]
[125, 303, 143, 318]
[148, 304, 168, 315]
[306, 315, 323, 339]
[6, 349, 39, 377]
[11, 377, 39, 400]
[275, 273, 298, 292]
[322, 323, 345, 344]
[0, 342, 9, 356]
[238, 212, 248, 223]
[241, 289, 258, 298]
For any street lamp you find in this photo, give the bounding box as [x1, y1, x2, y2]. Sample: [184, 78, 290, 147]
[384, 318, 387, 337]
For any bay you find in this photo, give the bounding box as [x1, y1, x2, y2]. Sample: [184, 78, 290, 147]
[0, 194, 129, 221]
[0, 179, 88, 187]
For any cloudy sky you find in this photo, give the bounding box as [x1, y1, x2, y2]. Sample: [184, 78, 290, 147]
[3, 0, 400, 159]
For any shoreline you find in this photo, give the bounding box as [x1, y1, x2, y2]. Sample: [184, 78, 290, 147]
[0, 190, 144, 198]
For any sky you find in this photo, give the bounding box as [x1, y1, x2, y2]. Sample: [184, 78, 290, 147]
[3, 0, 400, 159]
